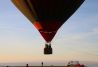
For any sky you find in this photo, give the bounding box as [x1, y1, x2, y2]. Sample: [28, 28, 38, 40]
[0, 0, 98, 66]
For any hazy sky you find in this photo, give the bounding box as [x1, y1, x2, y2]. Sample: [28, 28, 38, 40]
[0, 0, 98, 65]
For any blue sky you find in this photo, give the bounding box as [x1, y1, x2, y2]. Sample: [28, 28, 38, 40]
[0, 0, 98, 66]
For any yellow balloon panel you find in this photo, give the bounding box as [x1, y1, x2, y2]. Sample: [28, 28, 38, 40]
[11, 0, 37, 23]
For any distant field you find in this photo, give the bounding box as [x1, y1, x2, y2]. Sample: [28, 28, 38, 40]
[2, 66, 67, 67]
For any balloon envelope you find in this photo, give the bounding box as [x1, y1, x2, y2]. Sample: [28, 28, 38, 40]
[12, 0, 84, 42]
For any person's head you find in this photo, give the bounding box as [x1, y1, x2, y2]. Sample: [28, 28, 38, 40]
[26, 64, 28, 67]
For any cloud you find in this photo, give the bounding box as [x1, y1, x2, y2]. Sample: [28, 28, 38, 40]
[53, 27, 98, 62]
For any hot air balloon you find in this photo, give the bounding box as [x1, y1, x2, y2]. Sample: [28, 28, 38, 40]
[11, 0, 85, 54]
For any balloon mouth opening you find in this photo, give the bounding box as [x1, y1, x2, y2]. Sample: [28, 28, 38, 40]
[44, 42, 52, 54]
